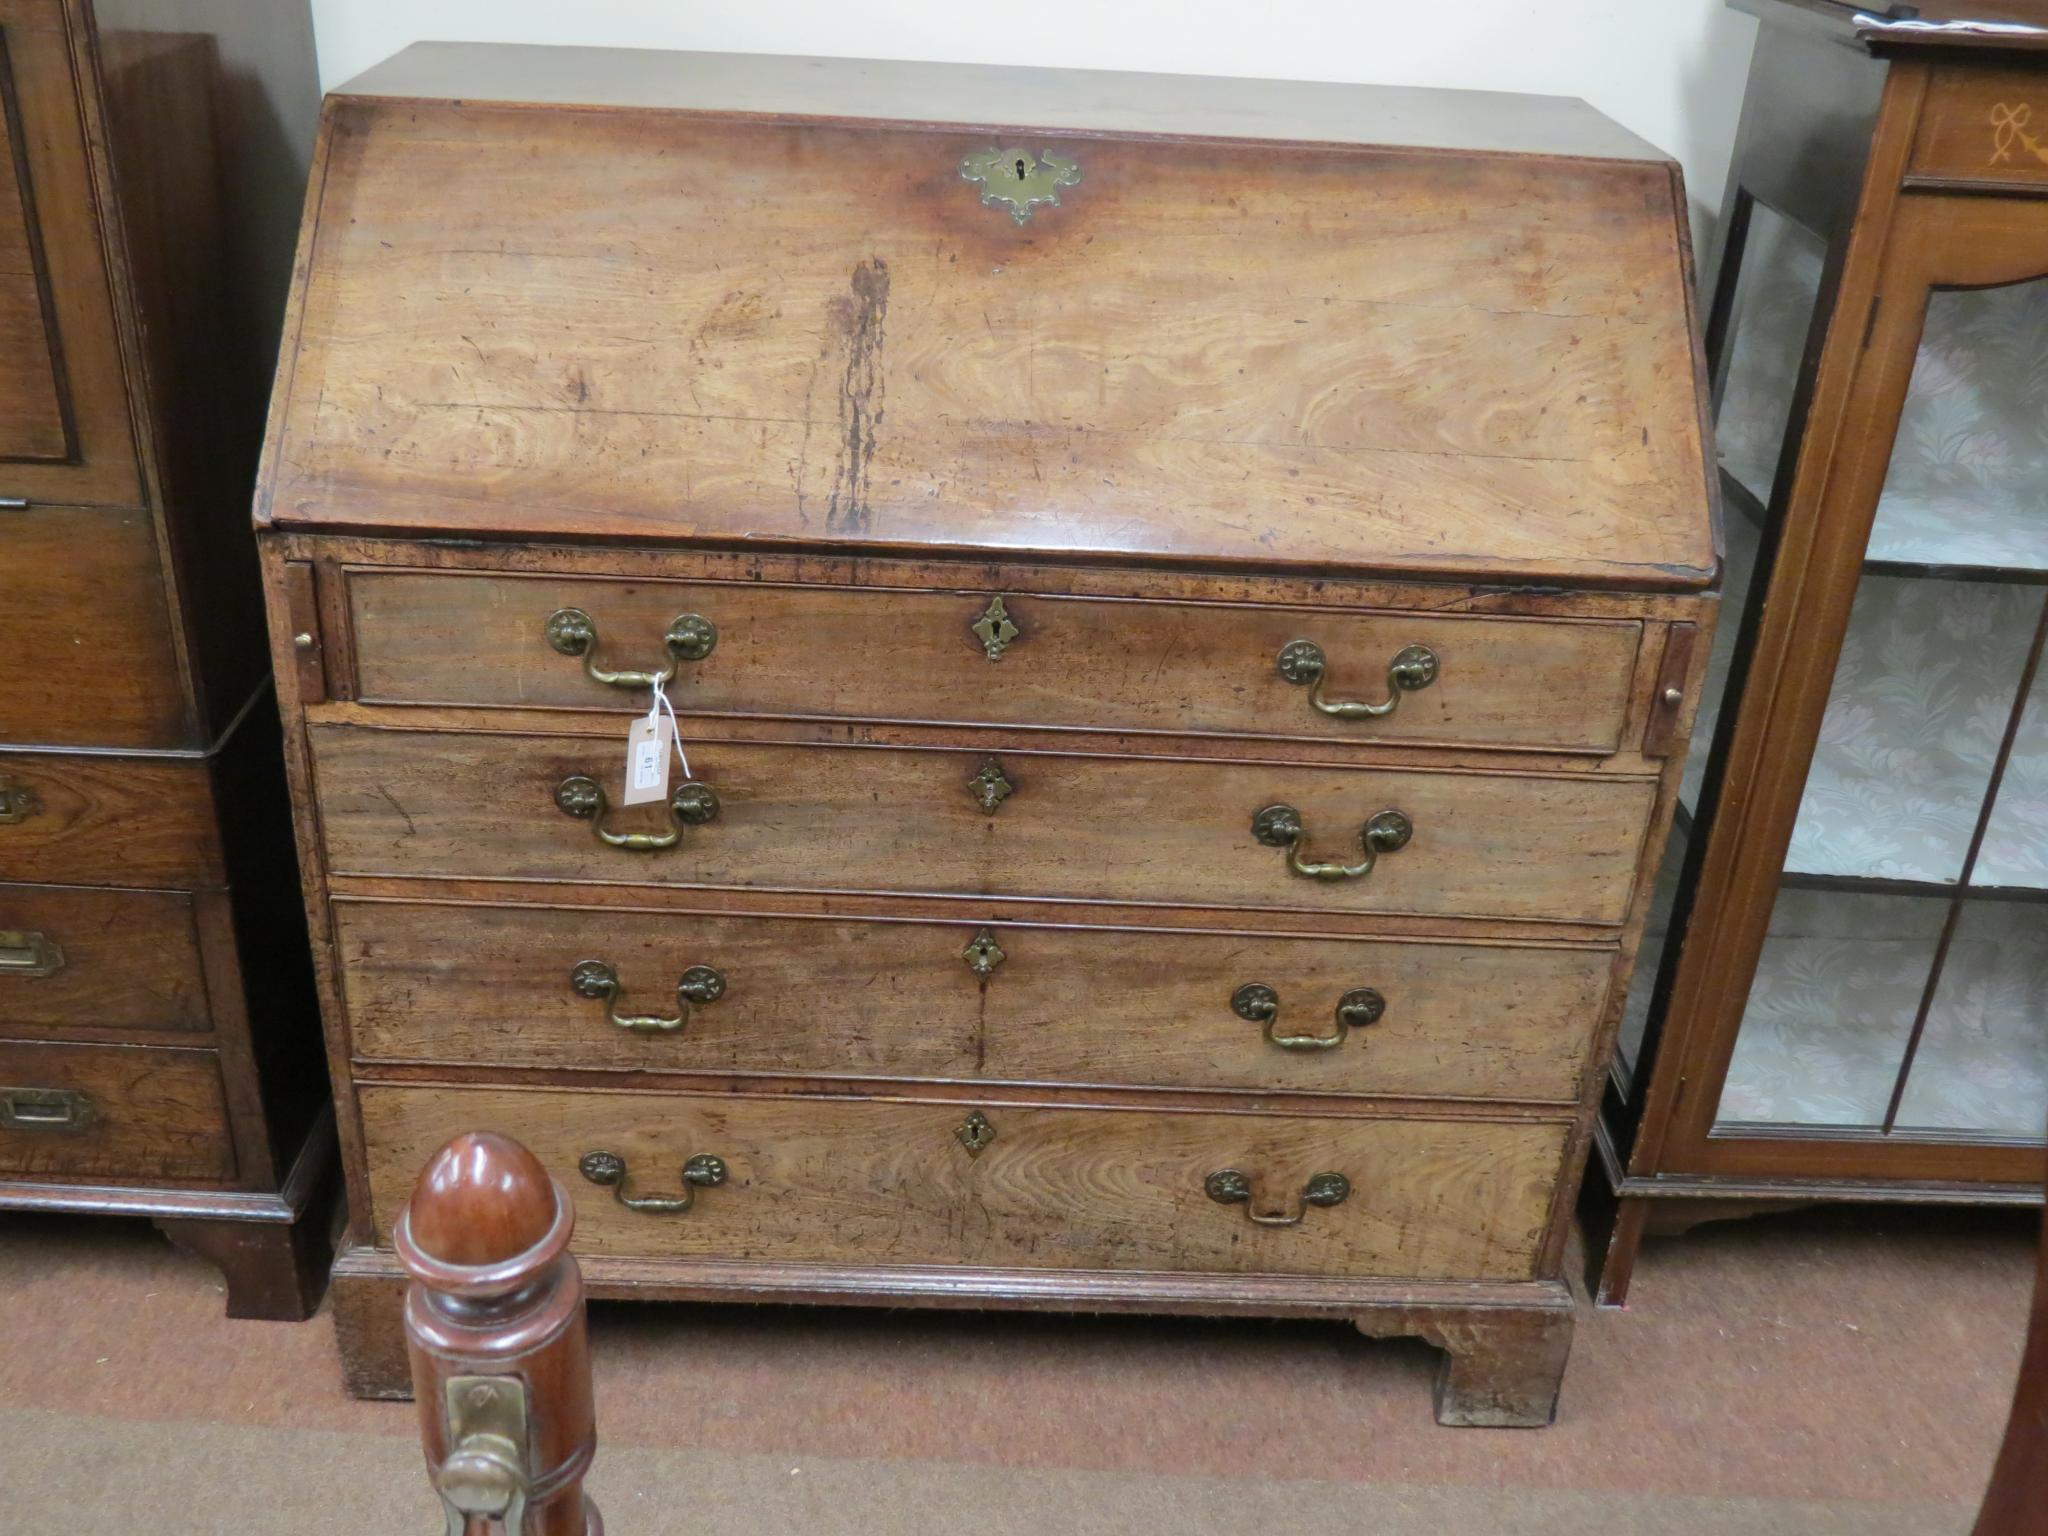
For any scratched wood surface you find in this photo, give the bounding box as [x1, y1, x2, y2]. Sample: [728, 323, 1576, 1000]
[347, 570, 1644, 754]
[308, 724, 1658, 923]
[335, 898, 1612, 1101]
[0, 1038, 232, 1180]
[0, 883, 210, 1032]
[361, 1083, 1567, 1280]
[263, 87, 1715, 588]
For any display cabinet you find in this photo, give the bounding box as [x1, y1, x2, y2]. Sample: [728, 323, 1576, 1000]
[1590, 0, 2048, 1305]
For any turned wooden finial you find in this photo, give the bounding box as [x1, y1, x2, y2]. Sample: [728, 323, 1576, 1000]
[397, 1132, 602, 1536]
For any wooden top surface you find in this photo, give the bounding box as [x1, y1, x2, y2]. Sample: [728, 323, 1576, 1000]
[1741, 0, 2048, 51]
[260, 45, 1718, 590]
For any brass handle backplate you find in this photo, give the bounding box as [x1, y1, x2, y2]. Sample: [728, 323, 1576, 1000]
[1252, 804, 1412, 882]
[545, 606, 717, 689]
[0, 1086, 94, 1132]
[1204, 1168, 1350, 1227]
[1276, 641, 1438, 721]
[1231, 983, 1385, 1050]
[579, 1149, 727, 1214]
[0, 778, 38, 825]
[554, 774, 719, 851]
[0, 930, 65, 978]
[569, 959, 725, 1035]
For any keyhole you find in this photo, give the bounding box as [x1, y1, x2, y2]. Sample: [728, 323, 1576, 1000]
[1014, 157, 1028, 181]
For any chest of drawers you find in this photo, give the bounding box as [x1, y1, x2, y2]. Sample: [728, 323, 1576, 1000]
[264, 44, 1719, 1423]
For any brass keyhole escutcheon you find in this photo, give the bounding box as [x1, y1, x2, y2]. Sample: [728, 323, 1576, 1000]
[968, 758, 1015, 814]
[962, 930, 1006, 977]
[971, 594, 1020, 660]
[959, 148, 1082, 225]
[955, 1111, 996, 1157]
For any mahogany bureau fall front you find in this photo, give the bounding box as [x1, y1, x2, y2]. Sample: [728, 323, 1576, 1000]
[259, 43, 1720, 1423]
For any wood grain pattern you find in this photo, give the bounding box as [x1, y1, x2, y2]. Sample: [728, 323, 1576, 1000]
[362, 1083, 1567, 1281]
[0, 882, 209, 1032]
[264, 94, 1714, 589]
[0, 747, 221, 888]
[347, 570, 1643, 754]
[0, 1037, 232, 1179]
[0, 29, 70, 461]
[309, 724, 1657, 923]
[0, 0, 136, 504]
[0, 503, 189, 747]
[336, 898, 1611, 1102]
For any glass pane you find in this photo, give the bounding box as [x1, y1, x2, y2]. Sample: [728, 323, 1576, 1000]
[1785, 577, 2042, 886]
[1715, 201, 1828, 506]
[1869, 281, 2048, 573]
[1715, 888, 1947, 1129]
[1975, 650, 2048, 892]
[1892, 902, 2048, 1140]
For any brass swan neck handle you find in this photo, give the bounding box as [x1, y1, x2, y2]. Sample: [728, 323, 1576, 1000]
[579, 1150, 727, 1215]
[1205, 1169, 1351, 1227]
[1231, 983, 1385, 1050]
[554, 774, 719, 851]
[569, 960, 726, 1035]
[1276, 640, 1438, 721]
[545, 606, 717, 690]
[1252, 805, 1413, 882]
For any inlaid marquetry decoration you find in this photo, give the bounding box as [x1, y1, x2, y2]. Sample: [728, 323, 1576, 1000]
[959, 147, 1081, 224]
[1990, 103, 2048, 166]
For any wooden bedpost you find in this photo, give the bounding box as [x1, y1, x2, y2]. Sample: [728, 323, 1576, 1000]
[396, 1132, 602, 1535]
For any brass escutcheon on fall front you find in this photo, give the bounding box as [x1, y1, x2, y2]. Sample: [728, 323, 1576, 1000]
[578, 1149, 727, 1214]
[554, 774, 720, 851]
[1231, 982, 1386, 1051]
[970, 594, 1020, 660]
[1204, 1169, 1351, 1228]
[1252, 804, 1413, 882]
[959, 148, 1081, 224]
[1276, 640, 1438, 721]
[544, 606, 717, 689]
[569, 959, 726, 1035]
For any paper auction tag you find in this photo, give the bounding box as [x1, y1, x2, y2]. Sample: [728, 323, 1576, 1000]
[622, 713, 672, 806]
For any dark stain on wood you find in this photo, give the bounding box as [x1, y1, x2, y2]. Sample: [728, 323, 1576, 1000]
[826, 257, 889, 536]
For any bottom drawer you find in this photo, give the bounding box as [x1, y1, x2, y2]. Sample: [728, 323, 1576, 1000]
[0, 1040, 234, 1181]
[362, 1085, 1567, 1281]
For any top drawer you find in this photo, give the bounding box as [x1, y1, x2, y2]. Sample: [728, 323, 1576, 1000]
[346, 571, 1643, 755]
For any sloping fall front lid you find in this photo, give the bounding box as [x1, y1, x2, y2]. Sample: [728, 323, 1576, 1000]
[259, 44, 1718, 590]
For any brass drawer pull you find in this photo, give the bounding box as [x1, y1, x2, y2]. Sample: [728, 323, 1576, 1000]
[554, 774, 719, 851]
[569, 959, 725, 1035]
[0, 777, 38, 825]
[1277, 641, 1438, 721]
[1231, 983, 1385, 1050]
[544, 606, 717, 689]
[1204, 1168, 1350, 1228]
[0, 1086, 95, 1132]
[1252, 805, 1412, 882]
[0, 930, 65, 978]
[578, 1150, 726, 1214]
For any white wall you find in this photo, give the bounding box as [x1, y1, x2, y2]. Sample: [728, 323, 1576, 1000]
[308, 0, 1759, 245]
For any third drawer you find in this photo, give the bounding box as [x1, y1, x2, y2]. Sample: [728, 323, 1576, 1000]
[336, 900, 1613, 1102]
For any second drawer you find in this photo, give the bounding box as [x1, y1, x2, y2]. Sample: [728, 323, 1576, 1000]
[337, 900, 1611, 1102]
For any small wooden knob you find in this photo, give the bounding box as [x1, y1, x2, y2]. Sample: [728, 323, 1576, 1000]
[406, 1132, 557, 1268]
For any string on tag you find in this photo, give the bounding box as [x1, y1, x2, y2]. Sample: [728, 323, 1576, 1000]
[647, 676, 691, 781]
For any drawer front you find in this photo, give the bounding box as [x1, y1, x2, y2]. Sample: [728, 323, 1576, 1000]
[0, 2, 139, 503]
[0, 884, 210, 1032]
[338, 900, 1609, 1102]
[1912, 63, 2048, 189]
[348, 571, 1642, 755]
[310, 727, 1655, 923]
[0, 506, 189, 748]
[0, 1039, 233, 1180]
[0, 750, 221, 888]
[362, 1085, 1566, 1280]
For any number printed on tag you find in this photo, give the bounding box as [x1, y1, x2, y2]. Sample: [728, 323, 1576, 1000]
[621, 715, 672, 806]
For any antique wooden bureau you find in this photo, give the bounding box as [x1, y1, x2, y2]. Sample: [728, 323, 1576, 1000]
[259, 43, 1720, 1422]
